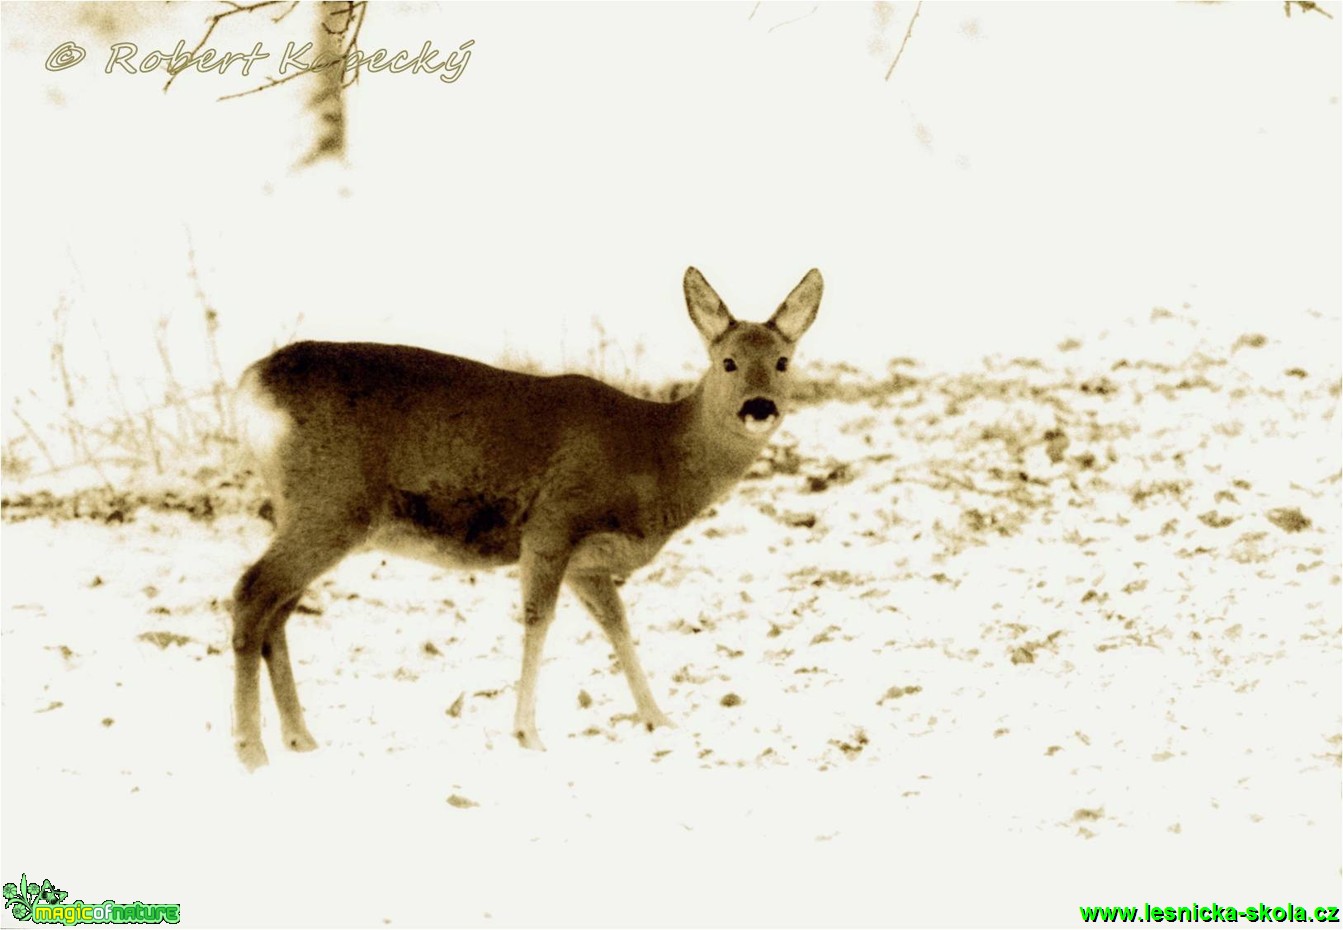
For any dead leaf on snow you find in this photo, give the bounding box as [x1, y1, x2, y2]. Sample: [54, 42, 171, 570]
[138, 631, 191, 649]
[1266, 507, 1311, 533]
[810, 625, 841, 645]
[446, 692, 465, 717]
[877, 684, 922, 704]
[830, 729, 869, 758]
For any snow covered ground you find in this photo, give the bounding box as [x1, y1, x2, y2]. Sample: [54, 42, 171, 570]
[3, 303, 1338, 926]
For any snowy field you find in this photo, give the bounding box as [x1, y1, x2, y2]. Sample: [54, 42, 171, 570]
[3, 303, 1339, 925]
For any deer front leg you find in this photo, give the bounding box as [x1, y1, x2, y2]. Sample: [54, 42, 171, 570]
[513, 541, 570, 751]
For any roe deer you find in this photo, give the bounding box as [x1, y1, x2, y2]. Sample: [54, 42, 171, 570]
[230, 267, 823, 769]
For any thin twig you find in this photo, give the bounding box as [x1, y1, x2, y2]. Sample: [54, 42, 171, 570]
[1284, 0, 1334, 17]
[164, 0, 284, 92]
[48, 299, 101, 474]
[56, 408, 113, 489]
[334, 2, 369, 89]
[10, 405, 59, 473]
[346, 2, 369, 88]
[321, 0, 361, 37]
[142, 412, 164, 475]
[929, 468, 978, 493]
[217, 68, 308, 102]
[50, 297, 76, 411]
[184, 229, 230, 436]
[748, 1, 762, 20]
[271, 0, 301, 24]
[89, 316, 149, 461]
[153, 316, 208, 446]
[885, 0, 923, 81]
[768, 5, 818, 33]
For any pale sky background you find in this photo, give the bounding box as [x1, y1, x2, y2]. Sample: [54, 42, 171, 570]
[1, 1, 1339, 448]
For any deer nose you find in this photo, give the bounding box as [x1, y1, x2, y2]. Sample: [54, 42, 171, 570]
[738, 397, 779, 422]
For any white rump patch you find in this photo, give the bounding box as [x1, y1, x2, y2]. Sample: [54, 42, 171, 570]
[233, 368, 291, 468]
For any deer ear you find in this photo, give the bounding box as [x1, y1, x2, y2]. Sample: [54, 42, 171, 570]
[768, 268, 823, 342]
[684, 267, 735, 345]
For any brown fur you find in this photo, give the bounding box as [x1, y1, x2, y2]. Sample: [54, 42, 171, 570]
[229, 267, 822, 769]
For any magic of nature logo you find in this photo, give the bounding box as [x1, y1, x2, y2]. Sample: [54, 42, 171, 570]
[3, 873, 180, 925]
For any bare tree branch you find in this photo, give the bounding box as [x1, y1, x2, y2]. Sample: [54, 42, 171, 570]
[767, 5, 818, 33]
[163, 0, 285, 92]
[885, 0, 923, 81]
[195, 1, 367, 108]
[10, 403, 59, 474]
[1284, 0, 1334, 17]
[332, 2, 370, 89]
[216, 69, 308, 102]
[271, 0, 302, 23]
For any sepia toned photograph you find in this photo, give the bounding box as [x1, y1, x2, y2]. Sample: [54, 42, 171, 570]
[1, 1, 1339, 926]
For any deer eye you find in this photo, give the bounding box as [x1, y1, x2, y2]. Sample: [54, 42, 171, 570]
[776, 357, 789, 372]
[723, 358, 737, 372]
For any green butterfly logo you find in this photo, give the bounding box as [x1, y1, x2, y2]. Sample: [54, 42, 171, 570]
[3, 874, 67, 921]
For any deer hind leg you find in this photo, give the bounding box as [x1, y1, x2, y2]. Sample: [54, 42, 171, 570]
[262, 605, 318, 752]
[567, 572, 672, 732]
[512, 541, 571, 751]
[231, 524, 357, 770]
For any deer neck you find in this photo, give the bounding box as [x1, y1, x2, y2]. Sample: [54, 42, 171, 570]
[666, 380, 768, 499]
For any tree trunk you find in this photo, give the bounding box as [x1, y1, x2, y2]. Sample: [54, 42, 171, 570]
[300, 1, 348, 165]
